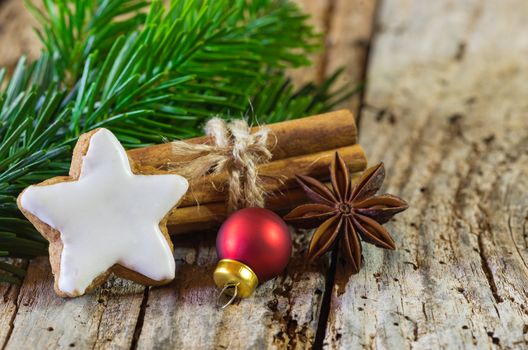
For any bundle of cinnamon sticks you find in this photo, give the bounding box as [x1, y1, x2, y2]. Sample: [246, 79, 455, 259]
[127, 109, 367, 234]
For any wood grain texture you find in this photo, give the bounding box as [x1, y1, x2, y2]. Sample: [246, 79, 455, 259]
[0, 0, 41, 72]
[325, 0, 528, 348]
[0, 284, 17, 348]
[289, 0, 330, 86]
[325, 0, 377, 114]
[0, 260, 23, 349]
[136, 231, 328, 349]
[4, 257, 144, 350]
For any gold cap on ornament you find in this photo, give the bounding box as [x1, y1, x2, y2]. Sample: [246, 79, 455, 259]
[214, 259, 259, 306]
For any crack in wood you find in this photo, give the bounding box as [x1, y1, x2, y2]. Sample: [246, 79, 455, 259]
[91, 291, 108, 350]
[129, 287, 149, 350]
[449, 140, 512, 311]
[312, 245, 338, 349]
[455, 141, 506, 306]
[507, 215, 528, 274]
[316, 0, 336, 85]
[523, 216, 528, 250]
[354, 1, 381, 128]
[405, 315, 418, 342]
[0, 260, 28, 350]
[0, 285, 19, 350]
[476, 230, 503, 304]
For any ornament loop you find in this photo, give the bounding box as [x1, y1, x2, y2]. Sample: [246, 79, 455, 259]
[216, 282, 239, 309]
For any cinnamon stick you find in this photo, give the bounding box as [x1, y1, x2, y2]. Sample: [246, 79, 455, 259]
[127, 109, 357, 169]
[168, 176, 362, 235]
[169, 184, 320, 233]
[180, 144, 366, 207]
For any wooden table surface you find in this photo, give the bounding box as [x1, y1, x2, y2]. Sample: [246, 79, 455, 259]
[1, 0, 528, 349]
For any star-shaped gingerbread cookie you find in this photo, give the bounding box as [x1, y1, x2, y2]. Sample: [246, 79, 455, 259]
[17, 128, 188, 297]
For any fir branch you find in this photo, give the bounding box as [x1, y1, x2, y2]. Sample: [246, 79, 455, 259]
[25, 0, 149, 84]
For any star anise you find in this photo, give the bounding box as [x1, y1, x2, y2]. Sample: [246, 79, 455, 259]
[284, 152, 408, 273]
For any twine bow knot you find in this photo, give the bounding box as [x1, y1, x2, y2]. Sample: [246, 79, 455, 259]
[170, 118, 272, 212]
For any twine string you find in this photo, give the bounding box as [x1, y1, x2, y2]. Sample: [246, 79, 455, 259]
[170, 117, 272, 213]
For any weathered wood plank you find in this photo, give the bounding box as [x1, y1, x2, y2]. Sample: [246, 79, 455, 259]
[3, 257, 145, 350]
[136, 230, 327, 349]
[0, 0, 41, 72]
[325, 0, 528, 348]
[289, 0, 330, 86]
[0, 284, 17, 348]
[0, 260, 23, 349]
[324, 0, 378, 114]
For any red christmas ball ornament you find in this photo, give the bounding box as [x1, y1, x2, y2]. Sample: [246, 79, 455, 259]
[214, 208, 292, 302]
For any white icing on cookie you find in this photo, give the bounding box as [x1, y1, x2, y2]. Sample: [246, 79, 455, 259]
[19, 129, 188, 296]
